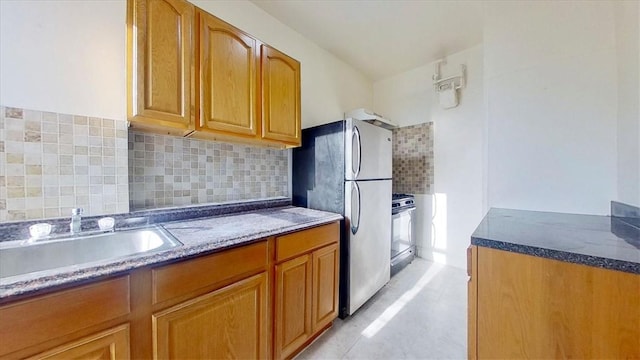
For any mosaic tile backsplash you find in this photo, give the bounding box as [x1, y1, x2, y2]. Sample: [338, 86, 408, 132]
[0, 106, 130, 222]
[392, 122, 434, 194]
[128, 131, 289, 210]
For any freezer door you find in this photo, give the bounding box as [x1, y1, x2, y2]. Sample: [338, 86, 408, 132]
[344, 179, 391, 315]
[345, 118, 392, 180]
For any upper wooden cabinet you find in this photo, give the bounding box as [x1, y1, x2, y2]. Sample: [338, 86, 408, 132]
[127, 0, 301, 147]
[261, 45, 301, 146]
[127, 0, 195, 136]
[196, 10, 259, 138]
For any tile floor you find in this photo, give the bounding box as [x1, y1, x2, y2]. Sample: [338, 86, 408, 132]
[297, 258, 467, 359]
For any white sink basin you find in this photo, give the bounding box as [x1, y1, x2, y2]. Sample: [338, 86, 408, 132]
[0, 226, 182, 280]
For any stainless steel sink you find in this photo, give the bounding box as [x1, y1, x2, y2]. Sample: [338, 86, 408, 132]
[0, 226, 182, 280]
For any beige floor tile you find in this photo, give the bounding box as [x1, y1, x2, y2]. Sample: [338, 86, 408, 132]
[297, 258, 467, 360]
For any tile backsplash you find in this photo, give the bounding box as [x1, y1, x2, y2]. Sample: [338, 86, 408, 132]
[392, 122, 434, 194]
[128, 131, 289, 210]
[0, 106, 130, 222]
[0, 105, 290, 222]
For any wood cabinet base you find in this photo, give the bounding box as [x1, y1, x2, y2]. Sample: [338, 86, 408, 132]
[1, 223, 339, 360]
[468, 246, 640, 359]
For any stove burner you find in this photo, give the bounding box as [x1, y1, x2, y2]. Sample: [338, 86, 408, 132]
[392, 193, 415, 213]
[392, 193, 414, 200]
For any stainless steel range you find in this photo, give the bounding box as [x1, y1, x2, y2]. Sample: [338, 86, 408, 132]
[391, 193, 416, 276]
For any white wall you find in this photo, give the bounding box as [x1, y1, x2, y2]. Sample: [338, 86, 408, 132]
[0, 0, 372, 128]
[613, 0, 640, 206]
[374, 45, 485, 270]
[484, 1, 618, 215]
[0, 0, 127, 121]
[192, 0, 372, 128]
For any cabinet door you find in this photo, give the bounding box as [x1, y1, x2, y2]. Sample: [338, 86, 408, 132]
[153, 272, 268, 359]
[261, 45, 301, 146]
[477, 247, 640, 359]
[275, 254, 312, 359]
[29, 325, 130, 360]
[127, 0, 194, 134]
[197, 11, 259, 137]
[311, 243, 339, 332]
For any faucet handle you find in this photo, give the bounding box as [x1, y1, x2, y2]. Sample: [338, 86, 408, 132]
[29, 223, 52, 239]
[72, 208, 83, 216]
[98, 217, 115, 231]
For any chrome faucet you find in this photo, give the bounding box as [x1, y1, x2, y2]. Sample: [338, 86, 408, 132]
[70, 208, 83, 234]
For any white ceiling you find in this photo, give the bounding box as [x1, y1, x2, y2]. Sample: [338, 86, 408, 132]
[251, 0, 484, 81]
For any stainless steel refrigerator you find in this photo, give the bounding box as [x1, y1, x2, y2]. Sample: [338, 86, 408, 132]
[292, 118, 392, 318]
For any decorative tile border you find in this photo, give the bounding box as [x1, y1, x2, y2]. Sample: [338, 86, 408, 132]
[0, 106, 129, 221]
[128, 131, 289, 210]
[392, 123, 434, 194]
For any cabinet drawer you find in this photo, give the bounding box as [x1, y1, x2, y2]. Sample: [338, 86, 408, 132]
[27, 324, 130, 360]
[276, 222, 339, 263]
[0, 276, 130, 356]
[152, 241, 267, 304]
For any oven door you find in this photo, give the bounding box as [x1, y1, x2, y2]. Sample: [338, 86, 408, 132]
[391, 208, 415, 259]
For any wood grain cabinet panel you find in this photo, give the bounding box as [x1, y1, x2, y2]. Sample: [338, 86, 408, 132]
[127, 0, 301, 147]
[276, 222, 339, 262]
[28, 325, 130, 360]
[471, 247, 640, 359]
[274, 223, 340, 359]
[275, 255, 313, 359]
[260, 45, 301, 146]
[153, 272, 269, 360]
[127, 0, 194, 135]
[311, 243, 339, 332]
[152, 241, 267, 305]
[196, 10, 259, 138]
[0, 276, 130, 357]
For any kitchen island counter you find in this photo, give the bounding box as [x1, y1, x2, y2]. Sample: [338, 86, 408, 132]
[471, 208, 640, 274]
[469, 207, 639, 359]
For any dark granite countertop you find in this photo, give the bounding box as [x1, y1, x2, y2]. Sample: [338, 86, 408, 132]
[471, 208, 640, 274]
[0, 206, 342, 300]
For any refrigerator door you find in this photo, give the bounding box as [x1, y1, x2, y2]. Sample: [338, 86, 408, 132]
[345, 118, 392, 181]
[344, 179, 391, 315]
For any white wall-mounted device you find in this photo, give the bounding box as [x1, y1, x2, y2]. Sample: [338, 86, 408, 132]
[433, 60, 466, 109]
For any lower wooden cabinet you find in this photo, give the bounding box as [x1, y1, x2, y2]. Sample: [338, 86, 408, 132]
[274, 223, 340, 359]
[0, 276, 131, 359]
[468, 246, 640, 359]
[153, 272, 269, 359]
[311, 243, 339, 332]
[29, 325, 130, 360]
[1, 222, 340, 360]
[275, 255, 313, 359]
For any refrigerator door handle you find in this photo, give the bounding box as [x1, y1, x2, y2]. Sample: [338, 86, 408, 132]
[352, 126, 362, 179]
[351, 182, 361, 235]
